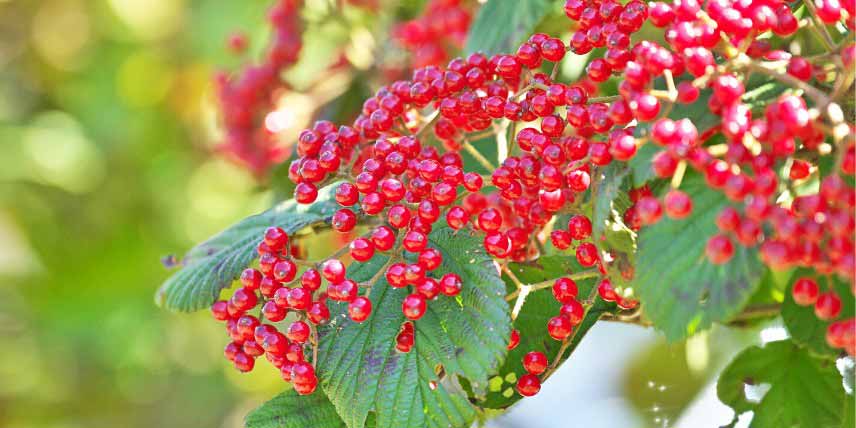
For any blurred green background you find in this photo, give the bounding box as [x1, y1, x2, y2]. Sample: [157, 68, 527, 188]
[0, 1, 766, 427]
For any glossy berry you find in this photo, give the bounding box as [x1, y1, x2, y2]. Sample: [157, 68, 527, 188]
[547, 315, 573, 340]
[552, 277, 578, 303]
[522, 351, 548, 375]
[815, 292, 842, 320]
[402, 293, 427, 320]
[439, 273, 463, 296]
[348, 296, 373, 322]
[517, 374, 541, 396]
[706, 235, 734, 265]
[792, 277, 819, 306]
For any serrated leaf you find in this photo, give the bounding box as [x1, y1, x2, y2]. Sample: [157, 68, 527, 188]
[591, 164, 636, 289]
[635, 174, 763, 341]
[717, 340, 847, 428]
[155, 183, 340, 312]
[317, 226, 510, 428]
[245, 389, 346, 428]
[782, 271, 855, 359]
[477, 255, 611, 409]
[464, 0, 551, 56]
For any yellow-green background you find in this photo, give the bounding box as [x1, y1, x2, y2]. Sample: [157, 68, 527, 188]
[0, 1, 765, 427]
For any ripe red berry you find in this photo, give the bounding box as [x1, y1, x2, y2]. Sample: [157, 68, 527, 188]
[664, 190, 693, 219]
[815, 292, 842, 320]
[522, 351, 549, 375]
[321, 259, 346, 283]
[286, 320, 310, 343]
[552, 277, 579, 303]
[403, 230, 428, 252]
[560, 300, 585, 325]
[348, 296, 373, 323]
[370, 226, 396, 251]
[706, 234, 735, 265]
[792, 278, 820, 306]
[332, 209, 357, 232]
[211, 300, 230, 321]
[439, 273, 463, 296]
[567, 215, 592, 240]
[597, 278, 619, 302]
[273, 259, 297, 282]
[307, 301, 330, 324]
[517, 373, 542, 396]
[240, 268, 263, 290]
[402, 293, 427, 320]
[417, 248, 443, 271]
[547, 315, 573, 340]
[294, 182, 318, 204]
[301, 268, 321, 291]
[264, 227, 289, 250]
[349, 237, 375, 262]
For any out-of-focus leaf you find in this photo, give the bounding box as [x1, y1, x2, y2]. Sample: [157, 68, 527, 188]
[464, 0, 551, 56]
[717, 340, 847, 428]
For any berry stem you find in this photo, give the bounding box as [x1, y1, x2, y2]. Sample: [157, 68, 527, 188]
[463, 138, 498, 171]
[504, 269, 601, 301]
[801, 0, 837, 52]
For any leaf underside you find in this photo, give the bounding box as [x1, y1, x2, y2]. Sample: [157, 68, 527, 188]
[156, 183, 340, 312]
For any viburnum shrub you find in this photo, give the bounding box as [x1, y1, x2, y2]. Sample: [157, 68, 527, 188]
[158, 0, 856, 427]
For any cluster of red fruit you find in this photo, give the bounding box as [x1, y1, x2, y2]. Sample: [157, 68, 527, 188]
[206, 0, 856, 398]
[791, 277, 855, 355]
[213, 0, 303, 176]
[392, 0, 472, 69]
[210, 227, 325, 395]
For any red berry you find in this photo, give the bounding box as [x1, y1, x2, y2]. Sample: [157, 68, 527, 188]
[706, 234, 735, 265]
[552, 278, 579, 303]
[575, 242, 599, 267]
[233, 352, 255, 372]
[568, 215, 592, 240]
[332, 209, 357, 232]
[211, 300, 230, 321]
[286, 320, 310, 343]
[348, 296, 373, 323]
[273, 259, 297, 282]
[439, 273, 463, 296]
[815, 292, 842, 320]
[402, 293, 427, 320]
[418, 248, 443, 271]
[321, 259, 346, 283]
[597, 278, 619, 302]
[522, 351, 548, 375]
[403, 230, 428, 252]
[547, 315, 573, 340]
[664, 190, 693, 219]
[349, 237, 375, 262]
[370, 226, 396, 251]
[560, 300, 585, 325]
[508, 329, 520, 350]
[264, 227, 289, 250]
[792, 277, 820, 306]
[295, 182, 318, 204]
[240, 268, 263, 290]
[517, 374, 542, 396]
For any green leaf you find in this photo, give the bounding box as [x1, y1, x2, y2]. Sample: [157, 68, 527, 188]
[717, 340, 847, 428]
[464, 0, 552, 56]
[317, 226, 510, 428]
[635, 174, 764, 341]
[782, 271, 855, 359]
[477, 255, 611, 409]
[591, 164, 636, 289]
[155, 183, 341, 312]
[245, 389, 347, 428]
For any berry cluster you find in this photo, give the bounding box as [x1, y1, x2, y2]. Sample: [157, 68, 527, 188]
[517, 351, 548, 396]
[211, 227, 324, 395]
[206, 0, 856, 399]
[791, 276, 855, 355]
[393, 0, 472, 69]
[213, 0, 303, 175]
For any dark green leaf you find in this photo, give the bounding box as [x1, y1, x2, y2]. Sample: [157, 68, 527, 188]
[155, 183, 340, 311]
[317, 226, 510, 428]
[477, 255, 611, 409]
[245, 389, 346, 428]
[464, 0, 552, 56]
[782, 271, 854, 359]
[635, 174, 763, 341]
[717, 340, 847, 428]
